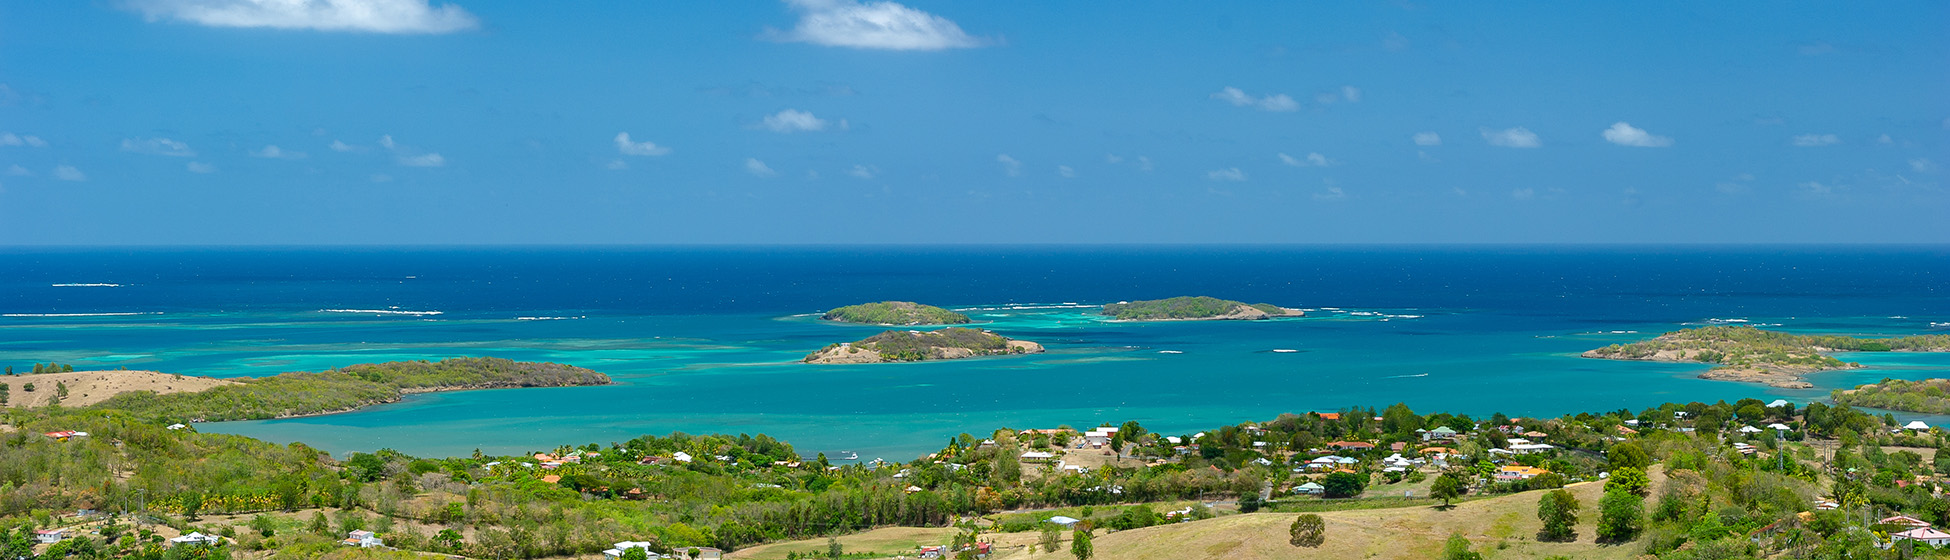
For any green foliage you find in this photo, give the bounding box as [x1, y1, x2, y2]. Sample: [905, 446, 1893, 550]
[1039, 525, 1061, 553]
[810, 328, 1028, 362]
[1322, 472, 1366, 499]
[89, 358, 608, 423]
[1106, 505, 1158, 530]
[1831, 377, 1950, 414]
[822, 301, 971, 325]
[1441, 533, 1482, 560]
[1605, 467, 1651, 496]
[1100, 296, 1285, 320]
[1536, 489, 1580, 541]
[1607, 442, 1650, 471]
[1070, 529, 1092, 560]
[1597, 489, 1644, 542]
[1589, 326, 1947, 371]
[1430, 473, 1466, 507]
[1289, 514, 1325, 547]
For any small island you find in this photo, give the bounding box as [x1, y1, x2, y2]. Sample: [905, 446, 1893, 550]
[804, 327, 1044, 364]
[822, 301, 972, 326]
[1583, 326, 1950, 388]
[1834, 378, 1950, 414]
[1101, 296, 1304, 321]
[91, 357, 612, 423]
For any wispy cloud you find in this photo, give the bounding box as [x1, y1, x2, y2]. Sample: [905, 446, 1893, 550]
[605, 160, 628, 171]
[397, 153, 445, 167]
[614, 132, 671, 156]
[1278, 152, 1333, 167]
[251, 144, 307, 159]
[1912, 158, 1939, 173]
[1412, 132, 1442, 146]
[329, 140, 361, 152]
[745, 158, 778, 177]
[1481, 127, 1541, 148]
[1137, 156, 1153, 173]
[1211, 87, 1298, 112]
[761, 109, 830, 133]
[996, 154, 1022, 177]
[6, 165, 32, 176]
[122, 0, 478, 34]
[1057, 165, 1076, 178]
[121, 137, 196, 157]
[1510, 188, 1535, 200]
[770, 0, 986, 51]
[1104, 154, 1124, 164]
[1341, 86, 1362, 103]
[1601, 122, 1673, 147]
[1, 132, 47, 147]
[53, 165, 86, 181]
[847, 164, 878, 179]
[186, 161, 216, 173]
[1790, 133, 1841, 147]
[1206, 168, 1247, 181]
[1314, 186, 1347, 201]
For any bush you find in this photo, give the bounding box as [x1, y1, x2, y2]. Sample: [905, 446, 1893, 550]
[1322, 472, 1366, 499]
[1536, 489, 1581, 541]
[1289, 514, 1325, 547]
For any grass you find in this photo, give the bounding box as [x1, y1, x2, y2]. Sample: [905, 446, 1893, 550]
[726, 527, 960, 560]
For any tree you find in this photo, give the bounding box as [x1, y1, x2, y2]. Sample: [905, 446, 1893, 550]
[1238, 493, 1261, 513]
[308, 512, 330, 535]
[827, 537, 842, 559]
[1322, 471, 1366, 499]
[620, 548, 648, 560]
[1070, 529, 1092, 560]
[1605, 467, 1651, 496]
[1536, 489, 1581, 541]
[22, 383, 33, 392]
[1441, 533, 1482, 560]
[1597, 489, 1644, 542]
[1039, 525, 1061, 553]
[1289, 514, 1325, 547]
[1430, 472, 1466, 508]
[1607, 442, 1650, 471]
[249, 514, 277, 538]
[435, 529, 463, 551]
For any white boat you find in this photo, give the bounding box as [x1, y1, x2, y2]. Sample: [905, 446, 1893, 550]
[1272, 349, 1299, 353]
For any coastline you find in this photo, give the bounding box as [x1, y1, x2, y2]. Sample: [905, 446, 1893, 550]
[201, 381, 615, 423]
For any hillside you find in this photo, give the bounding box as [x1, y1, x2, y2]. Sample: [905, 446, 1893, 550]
[1101, 296, 1304, 321]
[1833, 378, 1950, 414]
[1583, 326, 1950, 388]
[804, 327, 1043, 364]
[0, 370, 236, 408]
[822, 301, 972, 326]
[89, 357, 611, 423]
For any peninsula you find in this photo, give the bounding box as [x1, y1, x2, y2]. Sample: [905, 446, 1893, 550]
[1834, 378, 1950, 414]
[1101, 296, 1304, 321]
[822, 301, 972, 326]
[804, 327, 1043, 364]
[1583, 325, 1950, 388]
[87, 357, 611, 423]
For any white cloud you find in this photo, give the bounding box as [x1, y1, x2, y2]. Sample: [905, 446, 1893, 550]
[1481, 127, 1541, 148]
[847, 164, 877, 179]
[1341, 86, 1361, 103]
[1602, 122, 1673, 147]
[1412, 132, 1441, 146]
[1104, 154, 1124, 164]
[330, 140, 360, 152]
[1278, 152, 1332, 167]
[1799, 181, 1834, 196]
[762, 109, 829, 133]
[186, 161, 216, 173]
[251, 144, 307, 159]
[53, 165, 86, 181]
[25, 136, 47, 147]
[370, 173, 394, 182]
[605, 160, 628, 170]
[1790, 133, 1841, 147]
[123, 0, 478, 34]
[1876, 134, 1894, 145]
[1057, 165, 1075, 178]
[745, 158, 777, 177]
[397, 153, 445, 167]
[0, 132, 35, 146]
[1137, 156, 1153, 172]
[1510, 188, 1535, 200]
[613, 132, 671, 156]
[996, 154, 1021, 177]
[1211, 87, 1298, 112]
[1912, 158, 1938, 173]
[1206, 168, 1247, 181]
[6, 164, 32, 176]
[121, 137, 196, 156]
[772, 0, 985, 50]
[378, 135, 397, 149]
[1314, 186, 1347, 201]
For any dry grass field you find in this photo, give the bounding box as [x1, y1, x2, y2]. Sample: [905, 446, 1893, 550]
[0, 370, 235, 408]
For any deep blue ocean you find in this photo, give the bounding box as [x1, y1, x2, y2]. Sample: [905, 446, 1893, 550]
[3, 246, 1947, 460]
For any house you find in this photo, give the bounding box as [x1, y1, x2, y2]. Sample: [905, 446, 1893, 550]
[1892, 527, 1950, 548]
[1768, 423, 1793, 431]
[540, 475, 562, 484]
[603, 542, 661, 559]
[1617, 426, 1638, 435]
[1294, 482, 1325, 495]
[1047, 516, 1081, 528]
[1315, 412, 1341, 420]
[342, 530, 384, 548]
[1881, 515, 1932, 528]
[1905, 421, 1931, 431]
[1494, 466, 1549, 481]
[34, 529, 66, 544]
[1738, 425, 1763, 434]
[1422, 426, 1459, 441]
[676, 547, 722, 560]
[672, 451, 693, 463]
[918, 546, 946, 559]
[1326, 441, 1375, 451]
[1508, 443, 1556, 454]
[1391, 442, 1408, 452]
[166, 423, 188, 430]
[1083, 427, 1120, 447]
[1814, 499, 1839, 511]
[1767, 399, 1792, 408]
[169, 533, 222, 547]
[1019, 450, 1056, 462]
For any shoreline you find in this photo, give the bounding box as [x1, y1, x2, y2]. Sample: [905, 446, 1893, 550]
[200, 381, 612, 424]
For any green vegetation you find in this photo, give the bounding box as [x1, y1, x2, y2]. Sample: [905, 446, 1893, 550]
[1587, 326, 1950, 371]
[821, 301, 971, 326]
[1288, 514, 1325, 547]
[1832, 377, 1950, 414]
[805, 328, 1034, 362]
[1099, 296, 1292, 321]
[88, 358, 609, 423]
[1535, 489, 1579, 541]
[28, 363, 76, 374]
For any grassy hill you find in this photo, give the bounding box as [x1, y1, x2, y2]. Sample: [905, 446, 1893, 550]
[89, 357, 610, 423]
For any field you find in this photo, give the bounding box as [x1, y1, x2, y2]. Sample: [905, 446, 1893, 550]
[0, 370, 234, 408]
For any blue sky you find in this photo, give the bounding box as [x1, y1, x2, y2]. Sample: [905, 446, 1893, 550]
[0, 1, 1944, 244]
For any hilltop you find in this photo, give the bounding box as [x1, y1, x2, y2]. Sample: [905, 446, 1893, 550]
[822, 301, 972, 326]
[89, 357, 611, 423]
[0, 370, 236, 408]
[804, 327, 1043, 364]
[1583, 325, 1950, 388]
[1101, 296, 1304, 321]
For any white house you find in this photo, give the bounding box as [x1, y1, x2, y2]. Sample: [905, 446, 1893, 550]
[1047, 516, 1081, 528]
[1893, 527, 1950, 548]
[1019, 451, 1056, 462]
[166, 423, 188, 430]
[1905, 421, 1931, 431]
[1767, 399, 1791, 408]
[1083, 427, 1120, 447]
[1738, 426, 1764, 434]
[1293, 482, 1325, 495]
[1509, 443, 1556, 454]
[170, 533, 221, 547]
[672, 451, 693, 463]
[1423, 426, 1459, 441]
[602, 541, 661, 559]
[34, 529, 66, 544]
[342, 530, 383, 548]
[1767, 423, 1793, 431]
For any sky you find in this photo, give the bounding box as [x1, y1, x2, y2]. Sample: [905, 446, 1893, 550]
[0, 1, 1945, 245]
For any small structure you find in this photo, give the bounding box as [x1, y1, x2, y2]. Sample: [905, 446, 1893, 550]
[1047, 515, 1081, 528]
[672, 451, 693, 463]
[1326, 441, 1375, 451]
[34, 529, 66, 544]
[1494, 465, 1549, 481]
[1767, 399, 1791, 408]
[1019, 450, 1056, 462]
[169, 533, 222, 547]
[1422, 426, 1459, 442]
[1293, 482, 1325, 495]
[1768, 423, 1793, 431]
[1905, 421, 1931, 431]
[602, 541, 660, 559]
[1083, 427, 1120, 447]
[1881, 515, 1932, 528]
[1508, 443, 1556, 454]
[341, 530, 384, 548]
[1892, 527, 1950, 548]
[166, 423, 188, 430]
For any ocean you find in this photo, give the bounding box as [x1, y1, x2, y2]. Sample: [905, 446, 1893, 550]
[2, 245, 1947, 460]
